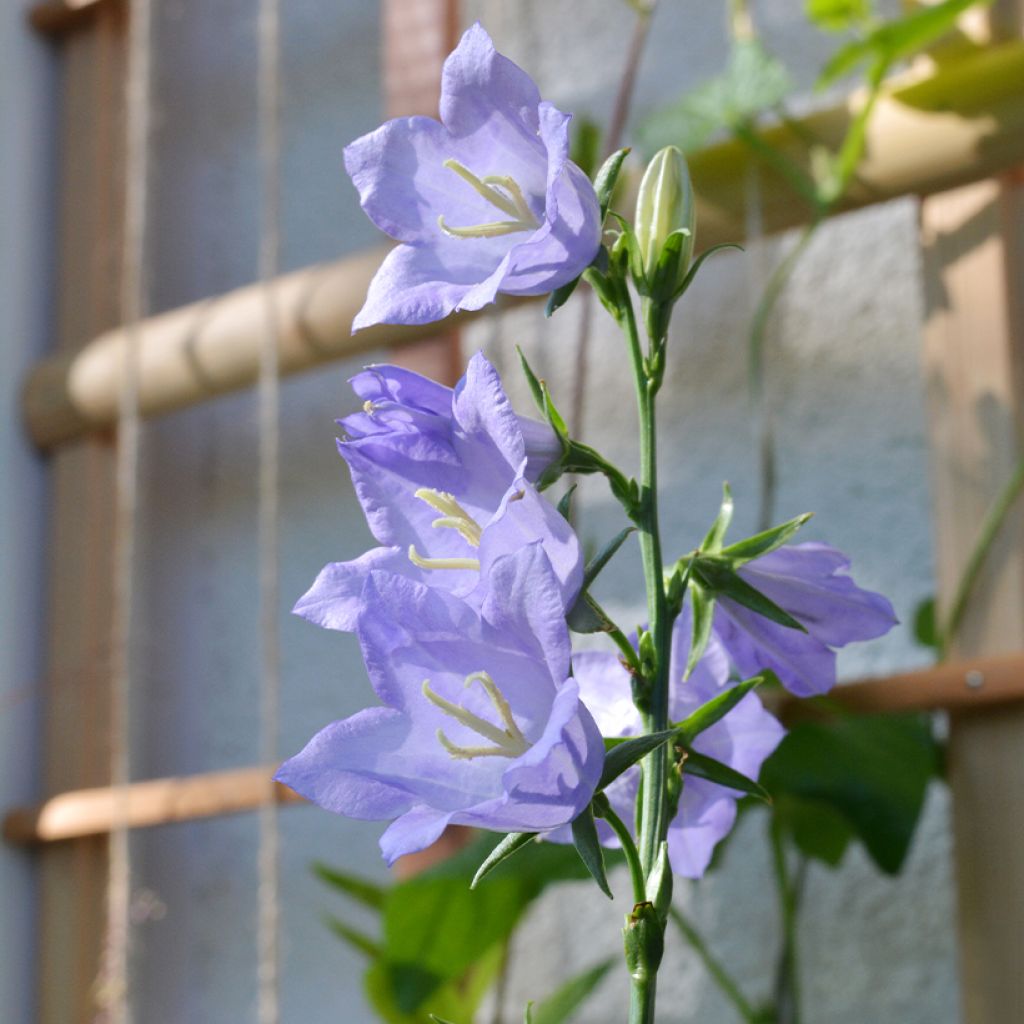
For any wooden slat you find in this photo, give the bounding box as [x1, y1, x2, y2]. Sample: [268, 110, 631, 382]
[19, 37, 1024, 451]
[8, 652, 1024, 846]
[920, 168, 1024, 1023]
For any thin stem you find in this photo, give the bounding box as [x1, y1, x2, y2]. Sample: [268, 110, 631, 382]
[600, 802, 646, 905]
[669, 907, 759, 1024]
[942, 455, 1024, 657]
[770, 821, 804, 1024]
[629, 977, 657, 1024]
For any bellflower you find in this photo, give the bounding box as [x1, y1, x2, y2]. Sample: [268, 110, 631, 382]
[276, 544, 604, 864]
[714, 542, 897, 698]
[559, 611, 784, 879]
[294, 352, 578, 632]
[344, 23, 602, 329]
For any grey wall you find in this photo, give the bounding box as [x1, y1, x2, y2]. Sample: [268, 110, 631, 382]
[0, 7, 55, 1023]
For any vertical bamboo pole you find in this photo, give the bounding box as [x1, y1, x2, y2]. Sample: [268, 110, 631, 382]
[919, 1, 1024, 1001]
[35, 5, 128, 1022]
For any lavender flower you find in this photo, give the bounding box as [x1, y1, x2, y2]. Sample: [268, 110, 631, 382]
[345, 23, 602, 329]
[565, 611, 784, 879]
[294, 352, 578, 632]
[276, 544, 604, 864]
[715, 542, 897, 697]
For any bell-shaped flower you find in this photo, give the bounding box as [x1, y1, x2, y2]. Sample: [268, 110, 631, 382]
[714, 542, 897, 698]
[294, 352, 579, 632]
[564, 610, 784, 879]
[275, 544, 604, 864]
[345, 23, 602, 329]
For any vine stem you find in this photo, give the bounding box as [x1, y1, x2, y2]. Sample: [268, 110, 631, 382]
[617, 284, 671, 1024]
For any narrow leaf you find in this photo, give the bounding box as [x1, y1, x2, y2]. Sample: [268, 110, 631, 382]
[541, 382, 570, 442]
[325, 916, 382, 959]
[312, 862, 385, 911]
[582, 527, 636, 591]
[546, 275, 581, 317]
[594, 147, 631, 217]
[571, 805, 613, 899]
[693, 558, 806, 632]
[676, 673, 769, 745]
[599, 729, 678, 790]
[515, 345, 546, 414]
[429, 1016, 458, 1024]
[567, 591, 609, 634]
[719, 512, 812, 564]
[686, 582, 716, 678]
[671, 243, 744, 301]
[470, 831, 539, 889]
[701, 483, 734, 552]
[530, 958, 616, 1024]
[684, 750, 771, 803]
[556, 484, 577, 521]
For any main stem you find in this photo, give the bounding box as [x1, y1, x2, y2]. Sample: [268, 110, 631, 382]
[622, 291, 671, 1023]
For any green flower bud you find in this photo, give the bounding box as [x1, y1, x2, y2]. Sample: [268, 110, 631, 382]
[634, 145, 696, 293]
[623, 901, 665, 981]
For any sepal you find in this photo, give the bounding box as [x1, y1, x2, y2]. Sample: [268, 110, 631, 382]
[571, 804, 613, 899]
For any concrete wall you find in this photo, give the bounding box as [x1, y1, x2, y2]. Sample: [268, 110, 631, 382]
[0, 7, 55, 1023]
[3, 1, 961, 1021]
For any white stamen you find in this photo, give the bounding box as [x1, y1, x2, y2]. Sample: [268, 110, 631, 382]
[438, 158, 539, 240]
[408, 545, 480, 572]
[422, 672, 530, 760]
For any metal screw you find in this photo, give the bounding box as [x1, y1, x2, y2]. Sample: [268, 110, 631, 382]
[965, 669, 985, 691]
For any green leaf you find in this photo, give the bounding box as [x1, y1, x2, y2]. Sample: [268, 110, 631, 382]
[701, 483, 734, 552]
[546, 276, 582, 318]
[542, 382, 570, 443]
[593, 147, 631, 217]
[556, 484, 577, 521]
[685, 750, 772, 803]
[471, 831, 539, 890]
[529, 959, 616, 1024]
[571, 116, 602, 178]
[805, 0, 872, 32]
[524, 1005, 534, 1024]
[312, 862, 385, 911]
[571, 805, 613, 898]
[599, 729, 678, 790]
[692, 558, 806, 632]
[676, 673, 768, 745]
[686, 581, 716, 678]
[774, 795, 853, 867]
[913, 595, 940, 652]
[671, 243, 744, 302]
[760, 714, 940, 874]
[429, 1017, 458, 1024]
[324, 916, 383, 959]
[582, 526, 636, 591]
[639, 39, 792, 153]
[516, 345, 546, 415]
[817, 0, 987, 88]
[719, 512, 813, 564]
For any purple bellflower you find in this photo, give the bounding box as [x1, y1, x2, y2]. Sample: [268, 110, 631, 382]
[294, 352, 578, 633]
[562, 611, 784, 879]
[714, 542, 897, 698]
[344, 23, 602, 330]
[276, 544, 604, 864]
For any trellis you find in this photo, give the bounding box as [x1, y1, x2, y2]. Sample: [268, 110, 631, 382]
[5, 0, 1024, 1021]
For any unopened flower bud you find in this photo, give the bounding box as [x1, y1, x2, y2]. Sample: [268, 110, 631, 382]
[634, 145, 696, 294]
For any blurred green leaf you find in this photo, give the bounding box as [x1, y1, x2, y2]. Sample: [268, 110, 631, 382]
[639, 39, 792, 154]
[805, 0, 873, 32]
[773, 795, 852, 867]
[325, 916, 383, 959]
[570, 117, 602, 178]
[530, 958, 616, 1024]
[913, 595, 940, 652]
[760, 714, 940, 874]
[313, 862, 385, 911]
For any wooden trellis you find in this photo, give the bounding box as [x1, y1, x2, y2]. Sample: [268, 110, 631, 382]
[6, 1, 1024, 1021]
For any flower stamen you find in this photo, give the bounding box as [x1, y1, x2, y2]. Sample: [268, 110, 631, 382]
[438, 158, 539, 239]
[407, 488, 483, 571]
[422, 671, 530, 760]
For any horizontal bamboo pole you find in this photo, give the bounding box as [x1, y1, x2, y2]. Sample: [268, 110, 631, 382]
[20, 39, 1024, 450]
[5, 651, 1024, 845]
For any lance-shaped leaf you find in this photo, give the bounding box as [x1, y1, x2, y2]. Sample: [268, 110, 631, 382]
[516, 345, 548, 418]
[556, 484, 577, 521]
[686, 580, 717, 678]
[567, 591, 610, 634]
[599, 729, 678, 790]
[471, 831, 539, 890]
[313, 862, 386, 911]
[692, 557, 806, 631]
[671, 242, 744, 302]
[582, 526, 635, 591]
[675, 673, 770, 746]
[571, 804, 613, 898]
[684, 750, 772, 803]
[594, 146, 630, 218]
[326, 916, 382, 959]
[546, 275, 582, 318]
[719, 511, 813, 565]
[701, 483, 734, 552]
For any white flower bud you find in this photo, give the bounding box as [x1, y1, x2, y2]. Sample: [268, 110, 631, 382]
[634, 145, 696, 291]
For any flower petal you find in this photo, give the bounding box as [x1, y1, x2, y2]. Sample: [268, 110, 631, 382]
[379, 806, 453, 865]
[667, 784, 738, 879]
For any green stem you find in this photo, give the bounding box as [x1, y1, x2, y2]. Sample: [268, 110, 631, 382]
[629, 977, 657, 1024]
[770, 821, 805, 1024]
[669, 907, 759, 1024]
[942, 455, 1024, 657]
[600, 801, 647, 905]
